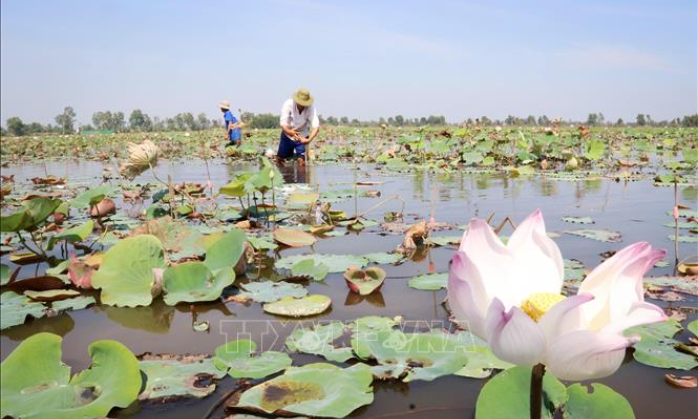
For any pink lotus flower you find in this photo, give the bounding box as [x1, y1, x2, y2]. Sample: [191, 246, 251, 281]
[448, 209, 666, 381]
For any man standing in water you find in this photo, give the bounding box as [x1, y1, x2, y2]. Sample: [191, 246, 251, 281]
[277, 88, 320, 165]
[219, 100, 243, 146]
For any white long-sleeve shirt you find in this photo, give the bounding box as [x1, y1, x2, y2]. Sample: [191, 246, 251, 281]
[279, 99, 319, 137]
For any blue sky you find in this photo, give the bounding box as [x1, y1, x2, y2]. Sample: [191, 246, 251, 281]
[1, 0, 696, 125]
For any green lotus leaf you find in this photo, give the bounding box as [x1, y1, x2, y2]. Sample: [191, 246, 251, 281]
[454, 345, 514, 378]
[263, 294, 332, 317]
[668, 234, 698, 243]
[274, 227, 317, 247]
[132, 217, 205, 260]
[0, 332, 141, 419]
[47, 220, 94, 250]
[290, 258, 329, 281]
[344, 266, 386, 295]
[688, 319, 698, 337]
[625, 319, 698, 370]
[246, 235, 278, 251]
[235, 363, 373, 418]
[71, 184, 117, 208]
[220, 173, 254, 197]
[0, 291, 46, 330]
[1, 198, 62, 232]
[351, 330, 468, 382]
[643, 275, 697, 295]
[563, 228, 622, 243]
[285, 321, 354, 362]
[238, 280, 308, 303]
[475, 366, 567, 419]
[565, 383, 635, 419]
[1, 263, 10, 285]
[427, 235, 462, 246]
[0, 210, 30, 232]
[92, 235, 166, 307]
[214, 339, 292, 379]
[276, 253, 369, 273]
[407, 273, 448, 290]
[287, 192, 320, 205]
[51, 295, 97, 312]
[362, 252, 404, 265]
[163, 262, 235, 305]
[139, 354, 227, 400]
[204, 229, 246, 271]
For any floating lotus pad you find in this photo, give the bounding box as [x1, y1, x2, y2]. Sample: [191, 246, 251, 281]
[0, 291, 46, 330]
[237, 281, 308, 303]
[51, 295, 97, 312]
[454, 345, 514, 378]
[162, 262, 235, 305]
[344, 266, 386, 295]
[351, 329, 469, 382]
[139, 354, 227, 400]
[407, 273, 448, 290]
[565, 383, 635, 419]
[263, 295, 332, 317]
[0, 333, 141, 419]
[475, 366, 568, 419]
[92, 235, 167, 307]
[285, 321, 354, 362]
[274, 228, 318, 248]
[235, 363, 373, 418]
[625, 319, 698, 370]
[214, 339, 292, 379]
[563, 228, 622, 243]
[362, 252, 404, 264]
[290, 259, 330, 281]
[276, 254, 369, 273]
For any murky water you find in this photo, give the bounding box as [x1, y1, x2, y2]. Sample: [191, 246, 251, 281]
[1, 159, 696, 419]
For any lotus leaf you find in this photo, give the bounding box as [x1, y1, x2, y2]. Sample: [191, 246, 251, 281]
[407, 273, 448, 290]
[162, 262, 235, 305]
[0, 333, 141, 419]
[237, 280, 308, 303]
[263, 294, 332, 317]
[214, 339, 292, 379]
[92, 235, 166, 307]
[139, 354, 227, 400]
[351, 329, 469, 382]
[235, 363, 373, 418]
[285, 321, 354, 362]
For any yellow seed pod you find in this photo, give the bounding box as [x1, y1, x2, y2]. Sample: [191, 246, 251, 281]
[521, 292, 566, 322]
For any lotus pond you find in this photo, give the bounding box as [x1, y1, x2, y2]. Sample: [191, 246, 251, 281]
[0, 126, 697, 419]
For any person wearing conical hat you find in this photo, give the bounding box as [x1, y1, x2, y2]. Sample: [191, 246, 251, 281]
[277, 88, 320, 165]
[219, 100, 243, 146]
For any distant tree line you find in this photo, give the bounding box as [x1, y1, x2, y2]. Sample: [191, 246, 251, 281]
[2, 107, 698, 137]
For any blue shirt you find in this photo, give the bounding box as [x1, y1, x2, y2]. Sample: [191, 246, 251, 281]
[224, 110, 242, 142]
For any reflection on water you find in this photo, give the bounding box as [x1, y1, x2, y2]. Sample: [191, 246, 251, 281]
[0, 159, 696, 419]
[2, 312, 75, 341]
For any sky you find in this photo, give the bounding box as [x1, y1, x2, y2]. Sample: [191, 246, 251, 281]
[1, 0, 696, 125]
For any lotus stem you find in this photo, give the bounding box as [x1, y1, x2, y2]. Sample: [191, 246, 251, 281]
[356, 195, 405, 219]
[530, 363, 545, 419]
